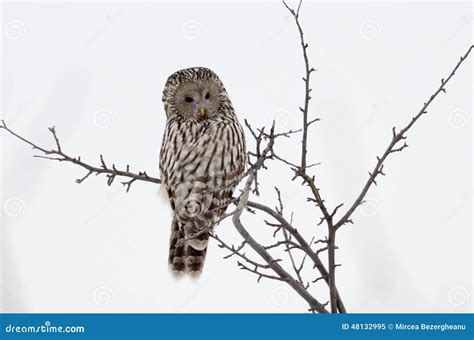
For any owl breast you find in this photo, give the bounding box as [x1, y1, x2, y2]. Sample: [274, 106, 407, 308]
[159, 117, 245, 193]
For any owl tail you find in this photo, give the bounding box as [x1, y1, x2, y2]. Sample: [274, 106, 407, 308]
[168, 220, 209, 276]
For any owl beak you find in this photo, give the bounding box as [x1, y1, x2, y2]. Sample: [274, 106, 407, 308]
[197, 106, 207, 120]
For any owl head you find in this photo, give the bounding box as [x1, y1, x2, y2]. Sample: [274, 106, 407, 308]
[162, 67, 228, 121]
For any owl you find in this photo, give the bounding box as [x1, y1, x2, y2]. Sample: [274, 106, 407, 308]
[159, 67, 246, 276]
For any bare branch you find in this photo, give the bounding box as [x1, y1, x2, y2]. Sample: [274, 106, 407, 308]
[0, 121, 161, 190]
[282, 228, 305, 285]
[294, 169, 332, 224]
[229, 125, 329, 313]
[334, 44, 474, 230]
[283, 0, 317, 173]
[237, 261, 285, 283]
[327, 227, 337, 313]
[247, 200, 346, 313]
[211, 235, 272, 269]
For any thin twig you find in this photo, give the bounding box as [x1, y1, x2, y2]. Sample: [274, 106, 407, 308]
[247, 200, 346, 313]
[334, 44, 474, 230]
[211, 235, 272, 269]
[283, 0, 317, 173]
[0, 121, 161, 190]
[231, 124, 329, 313]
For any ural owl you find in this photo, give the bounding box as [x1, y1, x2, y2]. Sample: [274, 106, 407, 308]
[160, 67, 246, 276]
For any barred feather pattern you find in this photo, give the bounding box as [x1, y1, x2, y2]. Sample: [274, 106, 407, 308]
[160, 67, 246, 276]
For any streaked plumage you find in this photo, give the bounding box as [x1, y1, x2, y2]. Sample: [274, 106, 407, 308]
[159, 67, 246, 276]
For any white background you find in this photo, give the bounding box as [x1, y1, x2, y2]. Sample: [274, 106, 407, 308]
[1, 0, 472, 313]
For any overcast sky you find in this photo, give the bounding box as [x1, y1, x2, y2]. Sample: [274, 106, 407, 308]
[1, 0, 472, 313]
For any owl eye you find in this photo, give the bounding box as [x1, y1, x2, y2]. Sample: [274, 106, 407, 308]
[205, 93, 210, 99]
[185, 96, 194, 103]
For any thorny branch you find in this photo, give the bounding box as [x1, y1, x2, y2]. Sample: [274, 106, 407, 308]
[0, 120, 161, 192]
[333, 44, 474, 230]
[282, 0, 315, 173]
[1, 1, 472, 314]
[228, 125, 329, 313]
[283, 0, 341, 312]
[246, 199, 346, 313]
